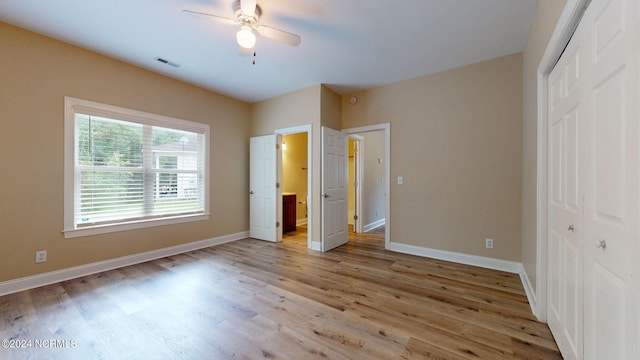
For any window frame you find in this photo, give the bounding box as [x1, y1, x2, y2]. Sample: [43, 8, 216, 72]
[63, 97, 210, 239]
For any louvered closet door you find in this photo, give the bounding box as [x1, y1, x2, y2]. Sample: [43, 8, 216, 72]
[547, 19, 585, 360]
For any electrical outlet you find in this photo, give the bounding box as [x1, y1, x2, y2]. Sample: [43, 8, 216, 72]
[35, 250, 47, 263]
[485, 239, 494, 249]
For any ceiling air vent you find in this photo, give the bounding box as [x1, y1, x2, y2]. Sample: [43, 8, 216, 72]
[154, 57, 181, 68]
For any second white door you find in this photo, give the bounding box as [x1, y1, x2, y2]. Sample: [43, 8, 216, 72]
[322, 127, 348, 251]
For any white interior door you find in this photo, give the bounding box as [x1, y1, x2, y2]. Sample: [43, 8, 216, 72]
[250, 134, 282, 242]
[546, 0, 639, 358]
[546, 22, 584, 360]
[582, 0, 635, 358]
[322, 127, 348, 251]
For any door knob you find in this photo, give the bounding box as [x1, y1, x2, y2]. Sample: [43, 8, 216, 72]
[322, 193, 330, 198]
[249, 191, 254, 195]
[568, 224, 575, 232]
[595, 239, 607, 249]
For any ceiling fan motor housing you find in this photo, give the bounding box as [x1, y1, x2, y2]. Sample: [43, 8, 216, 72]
[182, 1, 301, 50]
[234, 2, 261, 26]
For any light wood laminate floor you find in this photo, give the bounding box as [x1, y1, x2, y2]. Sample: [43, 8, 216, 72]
[0, 226, 561, 359]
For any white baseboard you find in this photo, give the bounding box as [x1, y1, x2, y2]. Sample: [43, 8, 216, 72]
[364, 218, 385, 232]
[310, 241, 321, 252]
[296, 219, 308, 226]
[388, 241, 537, 315]
[518, 266, 539, 319]
[0, 231, 248, 297]
[388, 242, 522, 273]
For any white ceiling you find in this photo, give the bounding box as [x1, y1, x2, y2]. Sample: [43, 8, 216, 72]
[0, 0, 537, 103]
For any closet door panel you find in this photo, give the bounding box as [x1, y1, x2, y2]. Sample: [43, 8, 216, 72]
[583, 0, 635, 358]
[550, 121, 564, 206]
[593, 71, 625, 224]
[548, 230, 563, 323]
[547, 0, 640, 358]
[564, 237, 581, 352]
[589, 262, 626, 360]
[566, 109, 580, 211]
[547, 29, 584, 360]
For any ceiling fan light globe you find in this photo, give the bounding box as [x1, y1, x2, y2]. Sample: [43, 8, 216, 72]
[236, 26, 256, 49]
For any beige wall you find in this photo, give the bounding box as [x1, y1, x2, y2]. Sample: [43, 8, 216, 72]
[521, 0, 567, 289]
[250, 85, 322, 244]
[320, 85, 342, 130]
[250, 84, 342, 244]
[282, 133, 308, 222]
[0, 22, 251, 282]
[250, 85, 321, 136]
[342, 54, 523, 261]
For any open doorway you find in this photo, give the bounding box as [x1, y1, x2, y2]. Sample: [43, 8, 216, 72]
[281, 132, 308, 241]
[344, 124, 390, 248]
[348, 130, 386, 233]
[277, 129, 310, 245]
[348, 135, 364, 233]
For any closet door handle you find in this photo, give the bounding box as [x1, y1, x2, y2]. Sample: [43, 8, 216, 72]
[568, 224, 575, 232]
[595, 239, 607, 249]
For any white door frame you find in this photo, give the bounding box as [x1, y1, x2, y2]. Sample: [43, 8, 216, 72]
[536, 0, 590, 321]
[349, 134, 364, 233]
[275, 125, 313, 249]
[343, 123, 390, 249]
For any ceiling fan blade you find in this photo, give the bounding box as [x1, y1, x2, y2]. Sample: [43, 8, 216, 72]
[240, 0, 257, 16]
[181, 9, 237, 26]
[239, 46, 253, 57]
[256, 25, 301, 47]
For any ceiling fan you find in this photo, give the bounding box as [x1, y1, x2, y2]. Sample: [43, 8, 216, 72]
[182, 0, 302, 56]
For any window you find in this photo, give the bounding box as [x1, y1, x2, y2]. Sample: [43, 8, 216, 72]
[64, 97, 209, 238]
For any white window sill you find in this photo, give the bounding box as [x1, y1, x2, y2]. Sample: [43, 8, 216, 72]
[63, 214, 209, 239]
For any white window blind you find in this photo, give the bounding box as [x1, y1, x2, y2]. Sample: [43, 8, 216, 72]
[64, 97, 209, 238]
